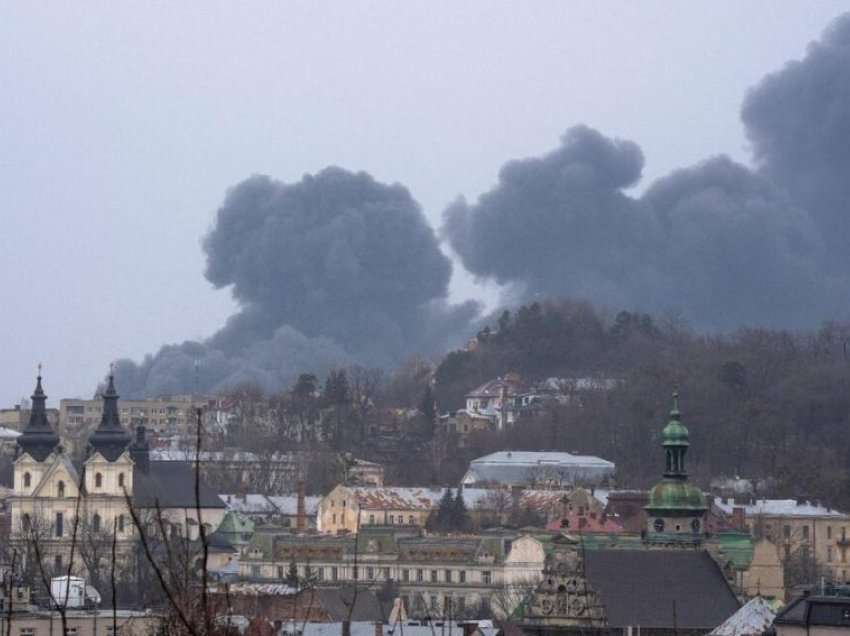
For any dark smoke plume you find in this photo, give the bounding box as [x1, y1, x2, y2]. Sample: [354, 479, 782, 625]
[116, 12, 850, 395]
[443, 14, 850, 330]
[742, 13, 850, 267]
[114, 168, 477, 397]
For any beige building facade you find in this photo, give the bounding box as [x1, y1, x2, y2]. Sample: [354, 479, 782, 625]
[717, 498, 850, 583]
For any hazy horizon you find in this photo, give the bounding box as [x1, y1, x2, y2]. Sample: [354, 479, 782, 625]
[2, 2, 849, 406]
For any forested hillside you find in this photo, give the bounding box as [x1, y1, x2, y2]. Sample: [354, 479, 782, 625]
[434, 301, 850, 508]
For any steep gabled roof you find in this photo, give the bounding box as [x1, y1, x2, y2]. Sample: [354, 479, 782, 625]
[133, 461, 225, 509]
[584, 549, 740, 629]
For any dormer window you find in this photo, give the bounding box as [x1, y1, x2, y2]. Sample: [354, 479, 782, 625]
[57, 481, 65, 498]
[23, 473, 31, 488]
[95, 473, 103, 488]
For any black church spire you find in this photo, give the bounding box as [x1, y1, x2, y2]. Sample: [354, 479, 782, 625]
[87, 371, 131, 461]
[16, 368, 60, 462]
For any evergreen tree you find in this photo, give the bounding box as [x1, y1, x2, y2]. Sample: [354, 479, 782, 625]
[436, 488, 455, 532]
[285, 559, 300, 589]
[451, 485, 471, 532]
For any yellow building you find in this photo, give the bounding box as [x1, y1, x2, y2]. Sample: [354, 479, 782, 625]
[317, 485, 439, 534]
[717, 497, 850, 584]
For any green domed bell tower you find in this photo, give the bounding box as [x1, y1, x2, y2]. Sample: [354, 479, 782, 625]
[645, 391, 707, 545]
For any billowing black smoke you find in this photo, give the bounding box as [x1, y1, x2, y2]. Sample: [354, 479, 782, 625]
[443, 14, 850, 330]
[114, 168, 478, 397]
[117, 12, 850, 396]
[742, 13, 850, 262]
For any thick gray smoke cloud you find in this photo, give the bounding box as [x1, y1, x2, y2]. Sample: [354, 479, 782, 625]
[114, 168, 477, 397]
[443, 14, 850, 330]
[116, 12, 850, 396]
[742, 13, 850, 266]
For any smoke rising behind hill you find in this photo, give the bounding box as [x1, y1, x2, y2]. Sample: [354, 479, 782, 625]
[116, 12, 850, 397]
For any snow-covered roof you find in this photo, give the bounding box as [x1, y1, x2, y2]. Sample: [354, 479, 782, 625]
[462, 451, 615, 487]
[0, 426, 21, 440]
[709, 596, 778, 636]
[267, 495, 321, 515]
[220, 494, 278, 514]
[289, 622, 497, 636]
[714, 498, 847, 518]
[220, 494, 320, 516]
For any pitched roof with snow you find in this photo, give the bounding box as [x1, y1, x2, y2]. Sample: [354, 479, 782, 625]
[710, 596, 778, 636]
[463, 451, 615, 486]
[714, 498, 847, 518]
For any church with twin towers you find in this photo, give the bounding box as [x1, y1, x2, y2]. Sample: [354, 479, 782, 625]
[8, 370, 225, 573]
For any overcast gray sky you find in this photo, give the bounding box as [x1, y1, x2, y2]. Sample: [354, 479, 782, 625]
[1, 1, 848, 406]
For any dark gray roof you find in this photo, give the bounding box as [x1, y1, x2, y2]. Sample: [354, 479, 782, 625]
[132, 461, 225, 509]
[310, 586, 384, 622]
[776, 595, 850, 627]
[584, 549, 740, 629]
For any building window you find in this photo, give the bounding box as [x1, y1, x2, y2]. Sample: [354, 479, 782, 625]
[118, 473, 125, 488]
[456, 597, 465, 614]
[55, 512, 64, 537]
[251, 565, 260, 578]
[431, 570, 438, 583]
[430, 596, 438, 610]
[402, 569, 410, 582]
[57, 481, 65, 498]
[828, 526, 833, 539]
[118, 514, 125, 533]
[829, 547, 834, 562]
[353, 566, 359, 580]
[21, 513, 31, 532]
[332, 514, 337, 524]
[389, 515, 394, 524]
[383, 568, 390, 580]
[277, 566, 284, 579]
[416, 569, 423, 582]
[783, 525, 791, 539]
[23, 473, 31, 488]
[445, 570, 453, 583]
[444, 596, 452, 614]
[332, 567, 338, 581]
[93, 514, 101, 533]
[54, 554, 63, 570]
[803, 525, 810, 541]
[367, 567, 374, 580]
[369, 514, 375, 525]
[482, 571, 492, 585]
[95, 473, 103, 488]
[408, 516, 415, 525]
[316, 568, 324, 581]
[459, 570, 466, 583]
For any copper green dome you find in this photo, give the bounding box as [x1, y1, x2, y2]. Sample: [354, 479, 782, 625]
[662, 392, 689, 447]
[646, 478, 707, 512]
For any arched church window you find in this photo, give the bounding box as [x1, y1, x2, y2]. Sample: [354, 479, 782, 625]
[118, 473, 125, 488]
[57, 481, 65, 498]
[23, 473, 31, 488]
[95, 473, 103, 488]
[93, 513, 101, 533]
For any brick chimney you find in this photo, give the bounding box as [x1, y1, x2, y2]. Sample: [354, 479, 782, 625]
[296, 480, 306, 532]
[732, 506, 746, 530]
